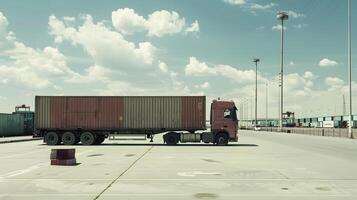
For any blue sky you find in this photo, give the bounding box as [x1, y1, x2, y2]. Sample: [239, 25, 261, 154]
[0, 0, 356, 118]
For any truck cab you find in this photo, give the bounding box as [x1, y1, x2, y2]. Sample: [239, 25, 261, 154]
[210, 100, 238, 144]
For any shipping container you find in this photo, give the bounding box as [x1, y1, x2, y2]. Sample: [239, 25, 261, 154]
[13, 111, 34, 134]
[0, 113, 24, 136]
[35, 96, 238, 146]
[35, 96, 205, 131]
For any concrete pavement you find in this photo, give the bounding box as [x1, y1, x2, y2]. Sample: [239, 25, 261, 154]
[0, 130, 357, 199]
[0, 136, 41, 144]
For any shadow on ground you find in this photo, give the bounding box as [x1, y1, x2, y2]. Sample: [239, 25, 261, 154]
[41, 143, 258, 147]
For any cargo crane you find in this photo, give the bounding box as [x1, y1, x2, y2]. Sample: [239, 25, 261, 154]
[34, 96, 238, 146]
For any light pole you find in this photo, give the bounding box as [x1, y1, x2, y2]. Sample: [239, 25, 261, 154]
[253, 58, 260, 128]
[277, 11, 288, 131]
[266, 82, 268, 128]
[240, 98, 246, 127]
[348, 0, 353, 138]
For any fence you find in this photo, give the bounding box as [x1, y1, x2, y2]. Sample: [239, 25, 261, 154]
[242, 127, 357, 139]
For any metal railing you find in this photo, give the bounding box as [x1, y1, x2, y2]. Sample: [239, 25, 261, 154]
[241, 127, 357, 139]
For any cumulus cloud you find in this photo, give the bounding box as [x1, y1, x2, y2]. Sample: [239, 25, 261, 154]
[49, 14, 156, 70]
[111, 8, 148, 35]
[47, 13, 195, 95]
[195, 82, 210, 89]
[0, 12, 78, 89]
[319, 58, 338, 67]
[185, 57, 266, 83]
[250, 3, 276, 10]
[325, 77, 344, 91]
[0, 10, 194, 103]
[158, 61, 169, 73]
[303, 71, 317, 80]
[111, 8, 199, 37]
[223, 0, 246, 5]
[287, 10, 305, 18]
[185, 57, 217, 76]
[0, 12, 9, 35]
[272, 24, 286, 30]
[63, 16, 75, 22]
[185, 20, 200, 35]
[224, 0, 277, 13]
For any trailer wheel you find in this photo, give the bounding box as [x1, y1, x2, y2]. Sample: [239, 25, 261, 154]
[215, 133, 229, 146]
[80, 132, 96, 145]
[45, 132, 61, 145]
[94, 135, 105, 145]
[62, 132, 77, 145]
[164, 132, 179, 145]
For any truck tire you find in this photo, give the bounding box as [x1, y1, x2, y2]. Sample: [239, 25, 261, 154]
[45, 132, 61, 145]
[164, 132, 179, 145]
[94, 135, 105, 145]
[215, 133, 229, 146]
[62, 132, 77, 145]
[80, 132, 96, 145]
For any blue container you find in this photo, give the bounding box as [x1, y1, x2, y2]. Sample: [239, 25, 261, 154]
[0, 113, 24, 136]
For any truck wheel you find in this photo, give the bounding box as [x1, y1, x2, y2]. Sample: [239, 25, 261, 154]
[94, 135, 105, 145]
[45, 132, 61, 145]
[215, 133, 229, 146]
[62, 132, 76, 145]
[80, 132, 96, 145]
[164, 132, 179, 145]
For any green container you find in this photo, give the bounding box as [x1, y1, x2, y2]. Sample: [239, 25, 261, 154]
[0, 113, 24, 136]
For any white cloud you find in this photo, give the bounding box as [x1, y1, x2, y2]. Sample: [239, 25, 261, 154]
[0, 13, 78, 90]
[158, 61, 169, 73]
[0, 12, 9, 35]
[289, 61, 295, 66]
[185, 57, 216, 76]
[224, 0, 277, 13]
[195, 82, 210, 89]
[111, 8, 199, 37]
[185, 20, 200, 35]
[287, 10, 305, 18]
[303, 71, 317, 80]
[250, 3, 276, 10]
[325, 77, 344, 91]
[47, 13, 196, 96]
[111, 8, 147, 35]
[319, 58, 338, 67]
[272, 24, 286, 30]
[185, 57, 266, 83]
[63, 16, 75, 22]
[223, 0, 246, 5]
[49, 14, 156, 69]
[146, 10, 186, 37]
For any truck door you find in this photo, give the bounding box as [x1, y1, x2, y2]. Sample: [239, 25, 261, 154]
[222, 108, 238, 139]
[212, 107, 237, 139]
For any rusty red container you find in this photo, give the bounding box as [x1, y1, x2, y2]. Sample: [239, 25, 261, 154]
[35, 96, 206, 132]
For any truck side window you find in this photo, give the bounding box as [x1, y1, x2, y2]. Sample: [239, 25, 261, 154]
[223, 109, 231, 118]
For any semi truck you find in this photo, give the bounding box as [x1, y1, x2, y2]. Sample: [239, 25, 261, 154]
[34, 96, 238, 146]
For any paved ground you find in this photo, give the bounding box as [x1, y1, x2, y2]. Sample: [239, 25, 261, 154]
[0, 136, 41, 144]
[0, 130, 357, 200]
